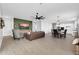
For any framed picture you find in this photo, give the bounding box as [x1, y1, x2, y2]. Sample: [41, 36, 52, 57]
[0, 17, 5, 29]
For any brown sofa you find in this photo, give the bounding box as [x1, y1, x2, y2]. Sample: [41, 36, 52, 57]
[24, 31, 45, 41]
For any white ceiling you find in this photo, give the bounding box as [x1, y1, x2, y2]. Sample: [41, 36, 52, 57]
[0, 3, 79, 21]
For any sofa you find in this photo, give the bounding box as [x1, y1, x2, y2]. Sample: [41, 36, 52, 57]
[24, 31, 45, 41]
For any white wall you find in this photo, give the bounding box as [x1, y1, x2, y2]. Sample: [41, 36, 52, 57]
[32, 19, 38, 32]
[3, 16, 13, 36]
[41, 19, 52, 33]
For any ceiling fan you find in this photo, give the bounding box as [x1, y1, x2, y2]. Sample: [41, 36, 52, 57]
[35, 13, 45, 20]
[31, 12, 45, 20]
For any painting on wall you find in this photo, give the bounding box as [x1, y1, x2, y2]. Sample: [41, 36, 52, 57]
[0, 18, 5, 29]
[14, 18, 32, 30]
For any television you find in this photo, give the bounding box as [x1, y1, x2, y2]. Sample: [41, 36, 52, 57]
[19, 23, 30, 30]
[14, 18, 32, 30]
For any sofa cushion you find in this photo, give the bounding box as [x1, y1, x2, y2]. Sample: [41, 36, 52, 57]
[72, 38, 79, 45]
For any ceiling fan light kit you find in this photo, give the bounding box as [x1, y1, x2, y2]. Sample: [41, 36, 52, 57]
[35, 13, 45, 20]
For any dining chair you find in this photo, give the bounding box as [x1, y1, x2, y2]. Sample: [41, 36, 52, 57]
[60, 29, 67, 38]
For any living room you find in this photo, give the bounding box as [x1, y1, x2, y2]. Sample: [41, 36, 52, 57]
[0, 3, 79, 55]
